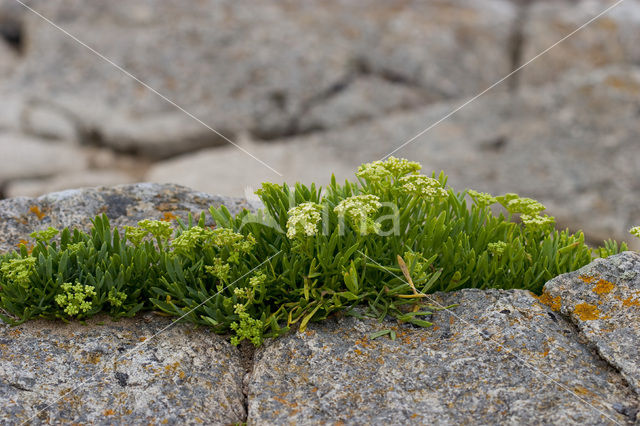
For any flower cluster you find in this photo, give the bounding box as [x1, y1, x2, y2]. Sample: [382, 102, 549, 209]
[107, 288, 127, 308]
[334, 194, 382, 235]
[172, 227, 254, 261]
[0, 256, 36, 287]
[630, 226, 640, 239]
[30, 227, 59, 244]
[487, 241, 507, 257]
[399, 175, 448, 199]
[521, 214, 555, 229]
[54, 282, 96, 316]
[356, 156, 421, 182]
[467, 190, 497, 208]
[286, 202, 323, 239]
[505, 197, 546, 215]
[125, 219, 173, 246]
[205, 257, 231, 282]
[138, 219, 173, 240]
[230, 303, 264, 346]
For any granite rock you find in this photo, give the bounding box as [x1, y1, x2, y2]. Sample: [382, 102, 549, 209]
[0, 313, 245, 425]
[0, 183, 249, 253]
[521, 0, 640, 86]
[249, 289, 639, 424]
[544, 252, 640, 395]
[0, 133, 89, 182]
[1, 0, 517, 150]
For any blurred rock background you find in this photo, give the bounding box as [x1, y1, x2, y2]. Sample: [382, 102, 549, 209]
[0, 0, 638, 247]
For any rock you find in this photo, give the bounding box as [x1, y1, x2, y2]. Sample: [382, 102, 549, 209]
[99, 111, 229, 159]
[0, 133, 89, 182]
[544, 252, 640, 395]
[21, 100, 79, 142]
[2, 0, 517, 152]
[0, 313, 246, 424]
[145, 140, 357, 197]
[297, 75, 425, 133]
[4, 169, 138, 198]
[249, 289, 638, 424]
[520, 0, 640, 86]
[0, 183, 250, 253]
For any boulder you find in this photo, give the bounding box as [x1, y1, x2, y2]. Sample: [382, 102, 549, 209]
[249, 289, 639, 424]
[1, 0, 517, 153]
[0, 133, 90, 183]
[545, 252, 640, 395]
[0, 183, 249, 253]
[520, 0, 640, 86]
[0, 314, 246, 425]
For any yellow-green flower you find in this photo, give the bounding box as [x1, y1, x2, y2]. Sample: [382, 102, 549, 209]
[286, 202, 323, 239]
[334, 194, 382, 235]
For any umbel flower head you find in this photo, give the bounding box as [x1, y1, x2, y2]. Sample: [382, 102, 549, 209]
[630, 226, 640, 239]
[286, 202, 323, 239]
[521, 214, 555, 229]
[356, 156, 421, 183]
[334, 194, 382, 235]
[54, 282, 96, 317]
[399, 175, 448, 199]
[467, 190, 497, 208]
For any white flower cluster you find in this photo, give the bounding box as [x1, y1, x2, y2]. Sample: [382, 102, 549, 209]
[286, 202, 323, 239]
[630, 226, 640, 239]
[399, 175, 448, 199]
[334, 194, 382, 235]
[356, 156, 421, 182]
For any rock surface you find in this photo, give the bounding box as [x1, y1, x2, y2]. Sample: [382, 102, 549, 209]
[1, 184, 640, 424]
[521, 0, 640, 86]
[545, 252, 640, 395]
[0, 183, 249, 253]
[249, 289, 639, 425]
[0, 313, 246, 425]
[0, 0, 516, 146]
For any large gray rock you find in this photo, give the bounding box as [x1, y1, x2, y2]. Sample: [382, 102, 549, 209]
[545, 252, 640, 395]
[520, 0, 640, 86]
[0, 133, 90, 182]
[1, 0, 517, 154]
[249, 289, 639, 424]
[0, 182, 249, 253]
[0, 313, 246, 425]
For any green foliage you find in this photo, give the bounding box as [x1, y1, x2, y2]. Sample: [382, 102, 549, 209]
[0, 157, 635, 346]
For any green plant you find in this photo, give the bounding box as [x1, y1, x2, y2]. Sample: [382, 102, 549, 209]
[0, 157, 635, 346]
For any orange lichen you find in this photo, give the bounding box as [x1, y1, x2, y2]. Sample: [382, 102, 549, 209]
[534, 291, 562, 312]
[29, 205, 45, 220]
[161, 212, 177, 222]
[103, 409, 115, 416]
[573, 303, 600, 321]
[592, 279, 615, 296]
[578, 275, 596, 284]
[621, 296, 640, 308]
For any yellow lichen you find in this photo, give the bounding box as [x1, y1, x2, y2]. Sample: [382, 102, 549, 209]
[578, 275, 596, 284]
[161, 212, 177, 222]
[574, 303, 600, 321]
[592, 279, 615, 296]
[29, 205, 45, 220]
[621, 296, 640, 308]
[534, 291, 562, 312]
